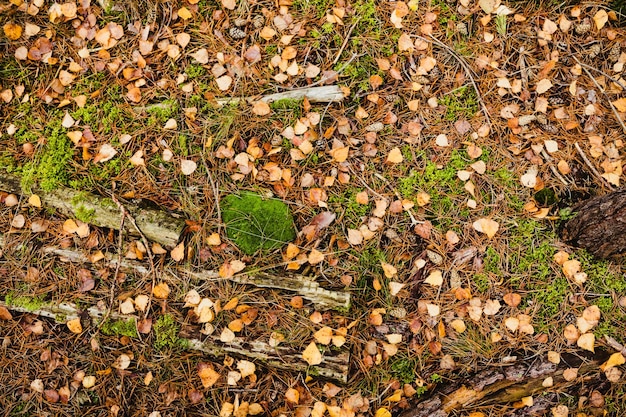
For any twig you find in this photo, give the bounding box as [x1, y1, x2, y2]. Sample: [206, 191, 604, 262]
[540, 149, 570, 185]
[109, 192, 159, 315]
[411, 34, 492, 127]
[571, 55, 626, 134]
[332, 19, 360, 66]
[574, 142, 615, 190]
[372, 172, 420, 226]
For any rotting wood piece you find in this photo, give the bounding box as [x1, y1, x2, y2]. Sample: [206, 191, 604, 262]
[0, 171, 185, 248]
[561, 188, 626, 258]
[0, 233, 350, 311]
[134, 85, 345, 113]
[0, 300, 350, 383]
[398, 353, 602, 417]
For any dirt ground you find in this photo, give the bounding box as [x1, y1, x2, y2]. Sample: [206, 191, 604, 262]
[1, 0, 626, 415]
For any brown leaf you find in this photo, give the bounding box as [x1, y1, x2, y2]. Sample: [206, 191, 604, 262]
[0, 306, 12, 320]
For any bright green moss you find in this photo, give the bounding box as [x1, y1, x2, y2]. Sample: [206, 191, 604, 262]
[222, 192, 296, 255]
[101, 319, 138, 338]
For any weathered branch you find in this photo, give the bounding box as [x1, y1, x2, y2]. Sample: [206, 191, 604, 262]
[399, 354, 602, 417]
[0, 234, 351, 311]
[0, 299, 349, 383]
[0, 172, 185, 248]
[134, 85, 345, 114]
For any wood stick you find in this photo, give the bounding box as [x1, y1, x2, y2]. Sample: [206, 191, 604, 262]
[0, 300, 349, 383]
[0, 234, 351, 311]
[0, 172, 185, 248]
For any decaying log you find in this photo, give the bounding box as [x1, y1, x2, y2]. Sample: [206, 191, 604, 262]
[134, 85, 345, 114]
[0, 299, 349, 383]
[0, 172, 185, 248]
[561, 188, 626, 258]
[399, 354, 602, 417]
[0, 233, 350, 311]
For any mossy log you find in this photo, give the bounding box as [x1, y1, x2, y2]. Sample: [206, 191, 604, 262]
[561, 188, 626, 258]
[0, 233, 350, 311]
[399, 353, 603, 417]
[0, 172, 185, 248]
[0, 299, 349, 383]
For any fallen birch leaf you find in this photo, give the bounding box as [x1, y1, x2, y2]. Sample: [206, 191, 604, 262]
[302, 342, 323, 365]
[472, 218, 499, 238]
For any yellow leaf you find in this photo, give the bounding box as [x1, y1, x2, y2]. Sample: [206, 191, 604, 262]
[3, 23, 23, 40]
[177, 7, 192, 20]
[600, 352, 625, 371]
[398, 33, 413, 51]
[612, 98, 626, 112]
[593, 10, 608, 30]
[577, 332, 595, 352]
[314, 326, 333, 345]
[472, 218, 499, 238]
[562, 259, 581, 278]
[386, 147, 404, 164]
[330, 146, 349, 162]
[424, 269, 443, 287]
[67, 318, 82, 334]
[285, 387, 300, 404]
[207, 233, 221, 246]
[381, 262, 397, 278]
[152, 282, 171, 299]
[63, 219, 79, 234]
[302, 342, 323, 365]
[375, 408, 392, 417]
[171, 242, 185, 262]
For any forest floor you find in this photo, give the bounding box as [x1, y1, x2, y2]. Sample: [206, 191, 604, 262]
[1, 0, 626, 415]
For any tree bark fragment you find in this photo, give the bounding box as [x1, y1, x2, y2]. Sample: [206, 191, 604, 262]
[561, 188, 626, 258]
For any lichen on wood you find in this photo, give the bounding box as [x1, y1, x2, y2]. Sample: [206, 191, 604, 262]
[0, 171, 185, 248]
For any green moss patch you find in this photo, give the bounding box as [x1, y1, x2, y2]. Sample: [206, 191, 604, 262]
[222, 192, 296, 255]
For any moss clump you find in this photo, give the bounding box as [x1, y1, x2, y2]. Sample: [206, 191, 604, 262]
[21, 120, 72, 192]
[153, 314, 187, 351]
[4, 293, 46, 311]
[222, 192, 296, 255]
[101, 319, 138, 338]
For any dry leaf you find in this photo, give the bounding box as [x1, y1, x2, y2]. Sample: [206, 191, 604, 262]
[386, 147, 403, 164]
[302, 342, 323, 365]
[112, 354, 131, 370]
[180, 159, 197, 175]
[171, 242, 185, 262]
[3, 23, 23, 40]
[577, 332, 595, 352]
[472, 218, 499, 238]
[152, 282, 171, 299]
[67, 318, 83, 334]
[236, 360, 255, 379]
[220, 327, 236, 343]
[198, 363, 220, 388]
[216, 75, 233, 91]
[424, 270, 443, 287]
[308, 249, 325, 265]
[314, 327, 333, 345]
[593, 10, 608, 30]
[381, 262, 397, 278]
[252, 101, 271, 116]
[93, 144, 117, 163]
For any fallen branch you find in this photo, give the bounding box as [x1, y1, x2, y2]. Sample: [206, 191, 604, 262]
[0, 171, 185, 248]
[0, 233, 351, 311]
[134, 85, 345, 114]
[0, 299, 349, 383]
[399, 353, 602, 417]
